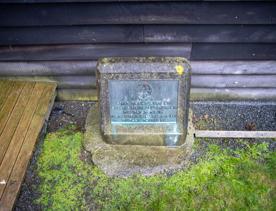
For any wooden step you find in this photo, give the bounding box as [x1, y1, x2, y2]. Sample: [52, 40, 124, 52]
[0, 80, 56, 211]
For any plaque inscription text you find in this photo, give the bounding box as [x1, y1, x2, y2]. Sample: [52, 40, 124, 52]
[109, 80, 178, 123]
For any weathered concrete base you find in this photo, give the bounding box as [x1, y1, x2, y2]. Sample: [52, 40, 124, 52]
[84, 104, 195, 177]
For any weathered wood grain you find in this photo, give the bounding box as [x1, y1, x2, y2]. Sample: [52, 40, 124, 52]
[192, 75, 276, 88]
[1, 25, 276, 45]
[191, 88, 276, 101]
[0, 61, 96, 76]
[4, 74, 276, 89]
[0, 25, 143, 45]
[0, 82, 56, 211]
[2, 0, 276, 2]
[0, 44, 191, 61]
[0, 2, 275, 26]
[1, 76, 96, 89]
[0, 83, 44, 198]
[1, 61, 276, 76]
[191, 44, 276, 60]
[1, 43, 276, 61]
[191, 61, 276, 75]
[3, 0, 275, 3]
[144, 25, 276, 43]
[0, 81, 14, 110]
[0, 82, 24, 136]
[55, 87, 276, 101]
[0, 82, 34, 166]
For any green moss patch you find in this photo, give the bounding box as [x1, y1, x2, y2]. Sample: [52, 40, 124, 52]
[36, 126, 276, 210]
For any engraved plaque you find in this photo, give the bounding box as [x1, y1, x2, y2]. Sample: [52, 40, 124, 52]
[97, 57, 191, 146]
[109, 80, 178, 124]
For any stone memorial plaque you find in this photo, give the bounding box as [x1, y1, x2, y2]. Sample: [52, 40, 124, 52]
[109, 80, 178, 123]
[97, 57, 191, 146]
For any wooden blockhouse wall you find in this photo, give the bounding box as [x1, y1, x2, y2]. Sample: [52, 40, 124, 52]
[0, 0, 276, 101]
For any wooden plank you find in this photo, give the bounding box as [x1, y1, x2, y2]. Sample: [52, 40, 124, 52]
[4, 0, 276, 3]
[0, 25, 143, 45]
[191, 44, 276, 60]
[191, 61, 276, 75]
[1, 61, 276, 76]
[0, 83, 56, 211]
[195, 130, 276, 138]
[1, 25, 276, 45]
[192, 75, 276, 88]
[4, 75, 276, 89]
[0, 61, 96, 76]
[0, 83, 45, 199]
[0, 44, 191, 61]
[0, 2, 275, 26]
[0, 82, 24, 135]
[191, 88, 276, 101]
[0, 81, 14, 110]
[2, 0, 276, 3]
[144, 25, 276, 43]
[55, 87, 276, 102]
[0, 81, 10, 98]
[1, 76, 97, 89]
[0, 82, 35, 165]
[1, 43, 276, 61]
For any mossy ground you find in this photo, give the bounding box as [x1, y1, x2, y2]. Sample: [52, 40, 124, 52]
[36, 126, 276, 210]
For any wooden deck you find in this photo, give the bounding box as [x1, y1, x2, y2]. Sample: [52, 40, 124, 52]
[0, 80, 56, 211]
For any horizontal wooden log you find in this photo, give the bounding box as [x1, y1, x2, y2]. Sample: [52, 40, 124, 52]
[0, 2, 275, 26]
[1, 61, 276, 76]
[0, 26, 143, 45]
[1, 76, 96, 89]
[192, 75, 276, 88]
[0, 61, 96, 76]
[4, 0, 275, 3]
[56, 88, 276, 101]
[3, 74, 276, 89]
[1, 43, 275, 61]
[191, 44, 276, 60]
[191, 61, 276, 75]
[144, 25, 276, 43]
[0, 44, 191, 61]
[2, 44, 276, 61]
[1, 43, 276, 61]
[1, 25, 276, 45]
[191, 88, 276, 101]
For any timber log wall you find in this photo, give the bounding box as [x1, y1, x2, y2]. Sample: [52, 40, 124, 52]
[0, 0, 276, 101]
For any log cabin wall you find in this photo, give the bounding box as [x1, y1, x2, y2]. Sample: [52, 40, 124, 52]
[0, 0, 276, 101]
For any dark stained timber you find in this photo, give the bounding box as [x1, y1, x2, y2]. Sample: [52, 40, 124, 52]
[144, 25, 276, 43]
[0, 61, 97, 76]
[0, 26, 143, 45]
[1, 25, 276, 45]
[191, 44, 276, 60]
[192, 75, 276, 88]
[2, 61, 276, 76]
[0, 44, 192, 61]
[1, 44, 276, 61]
[2, 0, 276, 2]
[0, 2, 276, 26]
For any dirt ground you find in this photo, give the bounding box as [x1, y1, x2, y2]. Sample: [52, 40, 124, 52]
[15, 101, 95, 211]
[14, 101, 275, 210]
